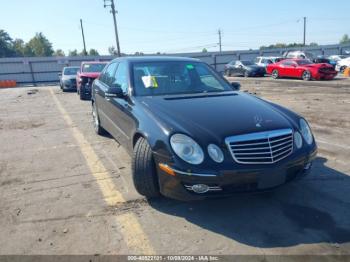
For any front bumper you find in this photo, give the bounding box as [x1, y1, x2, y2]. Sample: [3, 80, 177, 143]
[81, 83, 92, 96]
[314, 72, 337, 80]
[156, 147, 317, 201]
[63, 80, 77, 90]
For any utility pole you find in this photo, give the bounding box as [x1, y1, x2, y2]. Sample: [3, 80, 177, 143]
[80, 19, 87, 56]
[104, 0, 121, 57]
[303, 17, 307, 46]
[218, 29, 222, 53]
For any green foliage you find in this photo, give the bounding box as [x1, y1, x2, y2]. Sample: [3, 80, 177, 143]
[260, 42, 318, 50]
[88, 49, 99, 56]
[12, 38, 25, 56]
[108, 46, 118, 55]
[0, 29, 15, 57]
[340, 34, 350, 44]
[68, 49, 78, 56]
[53, 49, 65, 56]
[202, 48, 208, 53]
[25, 33, 54, 57]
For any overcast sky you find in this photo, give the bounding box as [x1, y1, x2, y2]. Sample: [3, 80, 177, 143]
[1, 0, 349, 55]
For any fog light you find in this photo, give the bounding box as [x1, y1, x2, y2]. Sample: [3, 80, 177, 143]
[192, 184, 209, 194]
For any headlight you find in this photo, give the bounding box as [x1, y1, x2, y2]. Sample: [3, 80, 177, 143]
[208, 144, 224, 163]
[294, 132, 303, 149]
[300, 119, 313, 145]
[170, 134, 204, 165]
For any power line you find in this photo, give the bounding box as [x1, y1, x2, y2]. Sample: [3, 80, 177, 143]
[104, 0, 121, 56]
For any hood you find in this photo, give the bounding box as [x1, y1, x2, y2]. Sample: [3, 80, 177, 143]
[79, 72, 101, 78]
[137, 92, 292, 144]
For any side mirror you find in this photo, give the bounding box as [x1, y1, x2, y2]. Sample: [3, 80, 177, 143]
[231, 82, 241, 91]
[58, 73, 62, 77]
[105, 86, 124, 98]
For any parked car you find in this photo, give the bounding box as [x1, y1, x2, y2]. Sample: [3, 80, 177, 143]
[91, 56, 317, 201]
[283, 51, 314, 60]
[59, 66, 80, 91]
[77, 61, 108, 100]
[267, 59, 337, 81]
[312, 56, 336, 68]
[335, 57, 350, 73]
[254, 56, 284, 67]
[328, 55, 349, 62]
[224, 60, 266, 77]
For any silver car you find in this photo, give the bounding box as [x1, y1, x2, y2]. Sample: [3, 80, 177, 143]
[59, 66, 80, 91]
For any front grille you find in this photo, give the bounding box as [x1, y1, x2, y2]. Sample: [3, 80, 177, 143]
[319, 68, 333, 73]
[225, 129, 293, 164]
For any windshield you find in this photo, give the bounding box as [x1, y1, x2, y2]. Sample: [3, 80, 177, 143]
[297, 59, 312, 65]
[132, 61, 232, 96]
[241, 61, 254, 66]
[63, 67, 79, 75]
[82, 63, 106, 73]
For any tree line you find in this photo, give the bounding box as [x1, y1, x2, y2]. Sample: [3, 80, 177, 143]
[0, 29, 100, 58]
[259, 34, 350, 50]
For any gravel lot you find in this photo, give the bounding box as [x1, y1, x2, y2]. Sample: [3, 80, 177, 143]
[0, 78, 349, 256]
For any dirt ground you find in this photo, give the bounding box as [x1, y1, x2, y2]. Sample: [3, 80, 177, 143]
[0, 79, 349, 256]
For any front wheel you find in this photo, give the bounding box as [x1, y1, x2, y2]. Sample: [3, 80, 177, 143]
[132, 138, 160, 199]
[302, 70, 311, 81]
[272, 69, 279, 79]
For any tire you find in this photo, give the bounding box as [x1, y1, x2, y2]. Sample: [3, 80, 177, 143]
[79, 88, 86, 100]
[302, 70, 311, 81]
[92, 102, 107, 136]
[272, 69, 279, 79]
[132, 137, 160, 199]
[225, 69, 232, 77]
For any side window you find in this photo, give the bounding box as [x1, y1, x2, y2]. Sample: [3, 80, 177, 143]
[101, 62, 118, 86]
[112, 62, 129, 93]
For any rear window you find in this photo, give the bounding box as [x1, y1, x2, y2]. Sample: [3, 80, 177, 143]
[82, 63, 106, 73]
[63, 67, 79, 75]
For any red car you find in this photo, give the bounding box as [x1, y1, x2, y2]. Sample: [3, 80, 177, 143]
[266, 59, 337, 81]
[77, 61, 108, 100]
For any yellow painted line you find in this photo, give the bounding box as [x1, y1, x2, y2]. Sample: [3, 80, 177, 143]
[49, 89, 155, 254]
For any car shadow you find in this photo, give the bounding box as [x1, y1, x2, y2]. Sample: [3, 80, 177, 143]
[149, 157, 350, 248]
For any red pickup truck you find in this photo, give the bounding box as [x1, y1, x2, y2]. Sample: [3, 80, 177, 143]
[76, 61, 108, 100]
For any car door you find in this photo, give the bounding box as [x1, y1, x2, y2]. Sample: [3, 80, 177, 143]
[279, 61, 294, 77]
[92, 62, 119, 137]
[104, 61, 135, 147]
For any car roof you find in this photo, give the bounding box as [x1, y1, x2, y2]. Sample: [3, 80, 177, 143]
[64, 66, 80, 69]
[81, 61, 108, 64]
[111, 56, 201, 63]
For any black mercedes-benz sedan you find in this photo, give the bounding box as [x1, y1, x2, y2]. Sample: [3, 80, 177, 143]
[91, 56, 317, 201]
